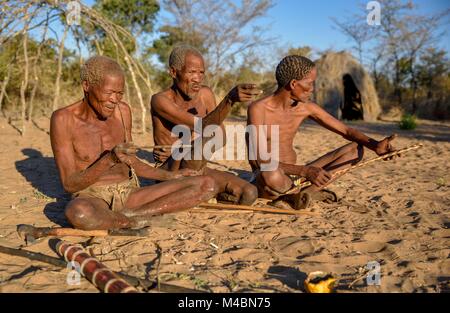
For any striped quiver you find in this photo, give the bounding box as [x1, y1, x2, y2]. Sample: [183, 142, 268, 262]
[56, 240, 139, 293]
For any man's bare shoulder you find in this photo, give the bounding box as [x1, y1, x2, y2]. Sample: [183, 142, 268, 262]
[118, 101, 131, 114]
[248, 95, 273, 113]
[303, 101, 322, 113]
[151, 88, 174, 108]
[51, 100, 83, 122]
[199, 86, 215, 99]
[50, 101, 84, 139]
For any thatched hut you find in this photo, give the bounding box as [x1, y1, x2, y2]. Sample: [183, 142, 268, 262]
[314, 51, 381, 121]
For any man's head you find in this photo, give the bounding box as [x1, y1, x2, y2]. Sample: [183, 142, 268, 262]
[168, 45, 205, 100]
[276, 55, 316, 103]
[81, 56, 125, 119]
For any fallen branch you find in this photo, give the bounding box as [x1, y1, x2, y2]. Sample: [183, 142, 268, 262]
[196, 202, 318, 216]
[0, 243, 205, 293]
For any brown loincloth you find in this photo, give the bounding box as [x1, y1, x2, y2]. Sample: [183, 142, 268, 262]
[72, 172, 140, 212]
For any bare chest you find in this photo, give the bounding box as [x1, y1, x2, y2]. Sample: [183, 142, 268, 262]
[264, 109, 307, 142]
[72, 118, 125, 164]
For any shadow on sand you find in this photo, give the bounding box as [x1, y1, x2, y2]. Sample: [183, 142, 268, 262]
[15, 148, 70, 226]
[267, 265, 308, 291]
[14, 148, 161, 226]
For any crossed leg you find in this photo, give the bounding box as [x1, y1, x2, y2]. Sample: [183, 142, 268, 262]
[65, 175, 218, 230]
[256, 142, 364, 203]
[203, 167, 258, 205]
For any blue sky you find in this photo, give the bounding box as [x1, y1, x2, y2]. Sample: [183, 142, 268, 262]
[62, 0, 450, 61]
[264, 0, 449, 53]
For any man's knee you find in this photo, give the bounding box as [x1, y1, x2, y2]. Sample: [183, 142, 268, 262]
[199, 175, 219, 195]
[241, 184, 258, 205]
[261, 169, 291, 193]
[65, 199, 96, 229]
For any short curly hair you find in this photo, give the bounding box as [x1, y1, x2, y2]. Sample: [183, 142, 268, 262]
[275, 55, 315, 88]
[80, 56, 124, 86]
[169, 45, 203, 71]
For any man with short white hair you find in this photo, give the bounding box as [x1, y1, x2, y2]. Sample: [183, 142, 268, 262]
[50, 55, 218, 230]
[151, 45, 261, 205]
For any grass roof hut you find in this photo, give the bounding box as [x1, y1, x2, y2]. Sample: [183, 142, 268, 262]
[314, 51, 381, 121]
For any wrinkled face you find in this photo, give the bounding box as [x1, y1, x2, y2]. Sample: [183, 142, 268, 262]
[83, 74, 124, 119]
[172, 53, 205, 99]
[290, 67, 317, 103]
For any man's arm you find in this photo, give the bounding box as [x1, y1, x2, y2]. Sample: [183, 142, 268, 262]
[50, 110, 117, 193]
[151, 85, 261, 131]
[247, 102, 332, 187]
[116, 103, 198, 180]
[151, 94, 197, 130]
[202, 84, 262, 128]
[307, 103, 396, 155]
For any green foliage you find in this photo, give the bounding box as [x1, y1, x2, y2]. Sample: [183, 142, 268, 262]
[148, 25, 207, 66]
[94, 0, 159, 35]
[399, 114, 417, 130]
[285, 46, 312, 58]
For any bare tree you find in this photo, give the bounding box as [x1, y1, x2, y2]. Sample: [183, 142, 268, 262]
[399, 11, 449, 113]
[19, 25, 30, 135]
[0, 64, 12, 114]
[1, 0, 155, 134]
[160, 0, 274, 91]
[331, 16, 373, 65]
[28, 12, 50, 121]
[333, 0, 448, 113]
[52, 24, 69, 112]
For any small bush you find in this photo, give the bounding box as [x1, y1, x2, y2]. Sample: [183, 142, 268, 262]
[399, 114, 417, 130]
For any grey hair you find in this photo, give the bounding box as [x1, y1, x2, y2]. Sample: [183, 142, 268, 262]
[168, 45, 203, 71]
[80, 55, 124, 86]
[275, 55, 315, 88]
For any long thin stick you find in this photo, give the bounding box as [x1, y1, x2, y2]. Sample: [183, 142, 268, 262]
[0, 245, 204, 293]
[286, 143, 423, 195]
[196, 203, 318, 216]
[139, 144, 192, 150]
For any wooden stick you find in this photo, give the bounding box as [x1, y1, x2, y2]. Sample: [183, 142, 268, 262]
[196, 202, 318, 216]
[139, 144, 192, 150]
[0, 244, 204, 293]
[286, 143, 423, 195]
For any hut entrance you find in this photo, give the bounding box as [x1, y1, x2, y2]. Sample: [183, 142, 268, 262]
[341, 74, 363, 120]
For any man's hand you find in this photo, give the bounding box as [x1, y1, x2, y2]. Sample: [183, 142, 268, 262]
[228, 84, 262, 104]
[112, 142, 138, 166]
[375, 134, 399, 160]
[303, 166, 332, 187]
[172, 168, 203, 179]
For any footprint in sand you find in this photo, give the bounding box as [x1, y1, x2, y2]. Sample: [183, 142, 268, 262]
[352, 241, 387, 254]
[271, 236, 315, 258]
[431, 229, 450, 238]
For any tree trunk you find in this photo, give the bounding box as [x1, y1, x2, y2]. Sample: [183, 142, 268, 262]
[94, 38, 103, 55]
[28, 16, 49, 121]
[20, 31, 30, 136]
[52, 25, 69, 112]
[409, 55, 418, 115]
[0, 64, 12, 113]
[124, 56, 146, 133]
[394, 57, 402, 106]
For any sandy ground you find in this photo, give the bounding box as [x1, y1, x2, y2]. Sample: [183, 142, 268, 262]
[0, 115, 448, 293]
